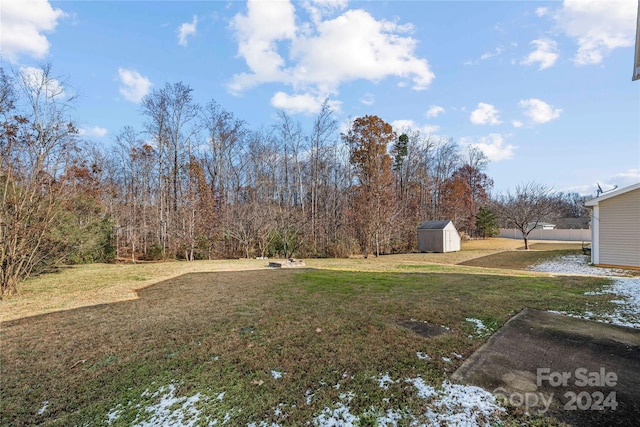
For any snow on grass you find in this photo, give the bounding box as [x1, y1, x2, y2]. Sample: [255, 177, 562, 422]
[465, 318, 489, 336]
[405, 377, 437, 399]
[377, 373, 395, 390]
[313, 402, 358, 426]
[132, 384, 204, 427]
[106, 376, 505, 427]
[37, 401, 48, 415]
[528, 254, 640, 328]
[425, 381, 505, 427]
[305, 389, 315, 405]
[106, 384, 221, 426]
[373, 408, 405, 426]
[416, 351, 431, 360]
[271, 370, 284, 379]
[528, 254, 630, 277]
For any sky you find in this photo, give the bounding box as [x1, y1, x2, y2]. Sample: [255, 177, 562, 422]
[1, 0, 639, 196]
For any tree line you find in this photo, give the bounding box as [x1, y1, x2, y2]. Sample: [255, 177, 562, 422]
[0, 65, 587, 297]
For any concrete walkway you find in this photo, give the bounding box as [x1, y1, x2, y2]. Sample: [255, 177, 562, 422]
[452, 308, 640, 426]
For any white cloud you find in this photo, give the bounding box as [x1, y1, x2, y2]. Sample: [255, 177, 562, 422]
[178, 15, 198, 46]
[465, 46, 505, 65]
[229, 0, 297, 93]
[118, 68, 152, 103]
[0, 0, 65, 62]
[271, 91, 341, 114]
[480, 46, 504, 61]
[512, 120, 523, 128]
[555, 0, 636, 65]
[470, 103, 501, 125]
[391, 119, 439, 135]
[19, 66, 65, 98]
[568, 170, 640, 195]
[521, 39, 559, 70]
[519, 98, 562, 124]
[303, 0, 348, 23]
[360, 93, 375, 106]
[614, 169, 640, 181]
[466, 133, 515, 162]
[229, 1, 434, 105]
[425, 105, 445, 118]
[79, 126, 108, 138]
[535, 7, 549, 17]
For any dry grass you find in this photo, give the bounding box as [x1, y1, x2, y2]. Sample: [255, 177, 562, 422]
[0, 259, 269, 322]
[1, 268, 609, 426]
[0, 238, 572, 322]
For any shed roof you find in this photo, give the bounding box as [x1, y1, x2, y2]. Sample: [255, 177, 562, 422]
[585, 182, 640, 206]
[418, 220, 453, 230]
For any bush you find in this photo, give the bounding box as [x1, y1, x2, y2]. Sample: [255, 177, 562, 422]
[146, 244, 165, 261]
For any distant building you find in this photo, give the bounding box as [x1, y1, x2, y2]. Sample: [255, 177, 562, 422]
[526, 222, 556, 231]
[554, 217, 591, 229]
[585, 183, 640, 268]
[417, 220, 461, 253]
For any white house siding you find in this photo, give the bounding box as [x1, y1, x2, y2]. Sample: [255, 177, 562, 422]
[598, 188, 640, 267]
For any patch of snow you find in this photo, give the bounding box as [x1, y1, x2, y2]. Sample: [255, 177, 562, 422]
[378, 373, 395, 390]
[37, 401, 48, 415]
[248, 422, 281, 427]
[106, 406, 122, 424]
[216, 392, 225, 401]
[374, 409, 404, 426]
[528, 254, 629, 276]
[339, 391, 355, 404]
[271, 370, 283, 379]
[313, 403, 357, 426]
[416, 351, 431, 360]
[465, 318, 489, 336]
[305, 389, 314, 405]
[134, 385, 204, 427]
[442, 357, 452, 363]
[405, 377, 437, 399]
[425, 381, 505, 427]
[529, 254, 640, 328]
[452, 352, 463, 359]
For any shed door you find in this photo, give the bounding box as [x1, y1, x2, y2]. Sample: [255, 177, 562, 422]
[444, 230, 454, 252]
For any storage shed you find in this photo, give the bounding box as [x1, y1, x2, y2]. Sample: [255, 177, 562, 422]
[585, 182, 640, 268]
[417, 220, 461, 253]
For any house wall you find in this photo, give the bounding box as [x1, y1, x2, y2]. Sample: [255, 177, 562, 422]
[598, 188, 640, 267]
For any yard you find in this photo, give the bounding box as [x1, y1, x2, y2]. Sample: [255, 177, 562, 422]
[1, 239, 637, 426]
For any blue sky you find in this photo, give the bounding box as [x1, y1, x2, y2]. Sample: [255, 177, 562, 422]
[2, 0, 639, 195]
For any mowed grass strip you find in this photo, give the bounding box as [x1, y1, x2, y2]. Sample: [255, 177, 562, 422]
[459, 249, 581, 271]
[0, 268, 613, 426]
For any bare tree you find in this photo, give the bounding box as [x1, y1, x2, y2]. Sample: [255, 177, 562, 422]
[493, 182, 559, 249]
[141, 82, 198, 257]
[0, 65, 79, 296]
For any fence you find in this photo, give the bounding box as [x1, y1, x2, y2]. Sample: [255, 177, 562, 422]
[498, 228, 590, 242]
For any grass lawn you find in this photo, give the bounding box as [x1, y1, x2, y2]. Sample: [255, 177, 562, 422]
[0, 240, 622, 426]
